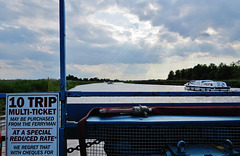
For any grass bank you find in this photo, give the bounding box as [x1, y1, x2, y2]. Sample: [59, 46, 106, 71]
[0, 79, 97, 112]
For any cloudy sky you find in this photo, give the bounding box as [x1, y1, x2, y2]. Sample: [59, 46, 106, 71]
[0, 0, 240, 80]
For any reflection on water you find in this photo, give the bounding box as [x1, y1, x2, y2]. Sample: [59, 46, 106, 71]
[68, 82, 240, 103]
[70, 82, 184, 92]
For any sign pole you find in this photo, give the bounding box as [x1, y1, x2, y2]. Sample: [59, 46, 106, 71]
[59, 0, 67, 155]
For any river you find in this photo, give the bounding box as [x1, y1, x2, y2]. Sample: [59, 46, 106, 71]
[66, 82, 240, 156]
[68, 82, 240, 104]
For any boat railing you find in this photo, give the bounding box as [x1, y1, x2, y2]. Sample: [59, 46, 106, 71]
[1, 91, 240, 156]
[0, 111, 5, 130]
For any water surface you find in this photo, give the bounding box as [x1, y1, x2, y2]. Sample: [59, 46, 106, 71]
[68, 82, 240, 104]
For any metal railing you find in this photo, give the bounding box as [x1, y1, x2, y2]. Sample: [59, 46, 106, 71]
[0, 110, 5, 155]
[0, 112, 5, 127]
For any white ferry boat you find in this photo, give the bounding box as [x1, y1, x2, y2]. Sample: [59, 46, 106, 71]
[184, 80, 230, 92]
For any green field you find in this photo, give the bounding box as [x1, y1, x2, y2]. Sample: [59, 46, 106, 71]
[0, 79, 96, 112]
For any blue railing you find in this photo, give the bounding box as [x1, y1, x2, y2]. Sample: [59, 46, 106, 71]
[1, 91, 240, 156]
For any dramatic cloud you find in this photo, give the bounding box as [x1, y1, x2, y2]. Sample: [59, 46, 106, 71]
[0, 0, 240, 80]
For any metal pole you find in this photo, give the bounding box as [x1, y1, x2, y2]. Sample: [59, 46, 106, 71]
[59, 1, 66, 101]
[59, 0, 67, 155]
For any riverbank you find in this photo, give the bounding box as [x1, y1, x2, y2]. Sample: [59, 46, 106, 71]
[1, 79, 239, 94]
[0, 79, 97, 111]
[1, 79, 240, 111]
[0, 79, 98, 93]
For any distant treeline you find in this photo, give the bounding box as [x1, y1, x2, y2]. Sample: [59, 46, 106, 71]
[126, 79, 189, 86]
[167, 61, 240, 80]
[66, 74, 120, 82]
